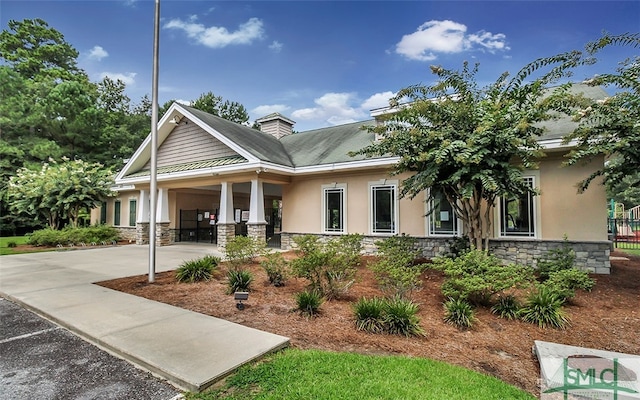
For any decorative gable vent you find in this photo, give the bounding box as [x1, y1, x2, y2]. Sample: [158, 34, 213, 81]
[255, 113, 296, 139]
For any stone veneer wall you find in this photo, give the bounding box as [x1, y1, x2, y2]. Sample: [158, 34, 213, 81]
[247, 223, 267, 244]
[156, 222, 171, 246]
[114, 227, 136, 242]
[280, 232, 611, 274]
[216, 223, 236, 248]
[136, 223, 149, 245]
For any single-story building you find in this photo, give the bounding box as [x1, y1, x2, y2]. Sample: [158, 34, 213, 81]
[92, 83, 611, 273]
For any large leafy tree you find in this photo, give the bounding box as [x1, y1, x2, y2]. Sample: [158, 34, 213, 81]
[353, 54, 583, 250]
[564, 33, 640, 206]
[191, 91, 250, 124]
[7, 159, 115, 229]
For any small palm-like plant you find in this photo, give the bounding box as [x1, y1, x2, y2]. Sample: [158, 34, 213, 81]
[443, 297, 475, 329]
[383, 296, 425, 337]
[491, 295, 520, 320]
[353, 297, 386, 333]
[296, 290, 323, 317]
[520, 287, 569, 329]
[175, 255, 219, 283]
[227, 269, 254, 294]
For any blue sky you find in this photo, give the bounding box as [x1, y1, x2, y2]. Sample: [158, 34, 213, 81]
[2, 1, 639, 131]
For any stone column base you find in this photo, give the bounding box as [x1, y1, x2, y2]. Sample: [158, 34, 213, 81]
[217, 223, 236, 248]
[247, 223, 267, 245]
[136, 222, 149, 245]
[156, 222, 171, 246]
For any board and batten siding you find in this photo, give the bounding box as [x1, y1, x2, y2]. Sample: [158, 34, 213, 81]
[144, 119, 239, 169]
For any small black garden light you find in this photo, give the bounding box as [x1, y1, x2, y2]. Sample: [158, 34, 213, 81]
[234, 291, 249, 310]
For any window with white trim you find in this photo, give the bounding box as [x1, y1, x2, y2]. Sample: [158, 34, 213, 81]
[323, 185, 345, 233]
[428, 190, 459, 236]
[371, 183, 397, 234]
[500, 177, 536, 237]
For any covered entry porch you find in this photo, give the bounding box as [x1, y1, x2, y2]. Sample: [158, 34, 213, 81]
[134, 174, 286, 248]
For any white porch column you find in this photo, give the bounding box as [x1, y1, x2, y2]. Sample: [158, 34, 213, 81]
[137, 189, 150, 223]
[248, 178, 266, 224]
[218, 182, 235, 224]
[156, 187, 170, 223]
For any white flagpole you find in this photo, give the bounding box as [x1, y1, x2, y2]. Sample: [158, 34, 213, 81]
[149, 0, 160, 283]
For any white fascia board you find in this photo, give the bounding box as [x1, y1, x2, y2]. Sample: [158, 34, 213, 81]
[293, 157, 399, 174]
[115, 161, 267, 185]
[539, 138, 578, 150]
[110, 184, 136, 191]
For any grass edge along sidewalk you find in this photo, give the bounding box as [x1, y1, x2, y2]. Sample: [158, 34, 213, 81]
[186, 348, 535, 400]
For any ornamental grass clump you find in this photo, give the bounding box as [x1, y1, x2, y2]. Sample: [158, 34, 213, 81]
[296, 290, 323, 317]
[227, 269, 254, 294]
[353, 297, 386, 333]
[519, 287, 569, 329]
[490, 295, 521, 320]
[382, 296, 425, 337]
[176, 255, 220, 283]
[443, 297, 476, 329]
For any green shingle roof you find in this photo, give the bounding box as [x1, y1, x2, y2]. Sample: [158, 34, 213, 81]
[125, 156, 247, 178]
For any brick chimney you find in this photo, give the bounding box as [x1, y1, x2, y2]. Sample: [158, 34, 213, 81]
[255, 113, 295, 139]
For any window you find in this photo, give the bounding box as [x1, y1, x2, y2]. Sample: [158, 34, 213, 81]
[114, 200, 121, 226]
[100, 202, 107, 224]
[323, 186, 345, 233]
[500, 177, 536, 237]
[371, 184, 397, 234]
[428, 190, 459, 236]
[129, 199, 137, 227]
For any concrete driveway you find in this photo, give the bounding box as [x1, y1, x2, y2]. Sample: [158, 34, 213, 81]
[0, 244, 289, 393]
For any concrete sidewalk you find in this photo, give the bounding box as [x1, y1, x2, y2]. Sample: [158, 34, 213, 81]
[0, 245, 289, 392]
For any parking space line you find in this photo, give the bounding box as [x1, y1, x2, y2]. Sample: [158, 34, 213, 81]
[0, 327, 61, 344]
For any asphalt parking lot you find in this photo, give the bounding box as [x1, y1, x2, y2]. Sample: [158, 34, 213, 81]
[0, 298, 181, 400]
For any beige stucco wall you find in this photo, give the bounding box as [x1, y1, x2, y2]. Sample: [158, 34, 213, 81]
[91, 190, 139, 227]
[282, 170, 425, 236]
[537, 154, 607, 241]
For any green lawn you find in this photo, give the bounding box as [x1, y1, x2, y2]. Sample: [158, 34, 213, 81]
[616, 247, 640, 257]
[0, 236, 31, 255]
[188, 349, 535, 400]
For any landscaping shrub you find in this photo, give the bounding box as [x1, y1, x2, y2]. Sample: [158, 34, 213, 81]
[519, 287, 569, 329]
[444, 235, 471, 259]
[227, 269, 254, 294]
[543, 268, 594, 303]
[176, 255, 219, 283]
[431, 249, 533, 306]
[370, 235, 427, 299]
[382, 296, 425, 337]
[260, 251, 289, 287]
[353, 297, 386, 333]
[7, 241, 17, 248]
[443, 297, 476, 329]
[28, 225, 119, 246]
[536, 236, 576, 281]
[290, 234, 360, 300]
[225, 236, 265, 269]
[296, 290, 323, 317]
[491, 295, 521, 320]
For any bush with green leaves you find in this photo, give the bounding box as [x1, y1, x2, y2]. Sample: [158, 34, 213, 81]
[28, 225, 119, 246]
[260, 251, 289, 287]
[370, 235, 427, 299]
[431, 249, 533, 306]
[536, 236, 576, 281]
[225, 236, 265, 269]
[176, 255, 219, 283]
[543, 268, 594, 303]
[443, 297, 476, 329]
[227, 269, 254, 294]
[290, 234, 361, 300]
[296, 290, 323, 317]
[382, 296, 425, 337]
[519, 287, 569, 329]
[7, 241, 17, 248]
[444, 235, 471, 259]
[491, 295, 521, 320]
[353, 297, 386, 333]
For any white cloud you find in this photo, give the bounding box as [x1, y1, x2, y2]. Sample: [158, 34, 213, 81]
[87, 45, 108, 61]
[164, 17, 264, 48]
[291, 92, 366, 125]
[269, 40, 283, 53]
[361, 91, 395, 110]
[98, 72, 137, 85]
[252, 104, 290, 117]
[396, 20, 508, 61]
